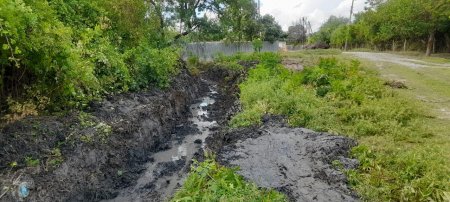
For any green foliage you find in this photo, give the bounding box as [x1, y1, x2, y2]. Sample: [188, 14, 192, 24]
[331, 0, 450, 51]
[0, 0, 181, 117]
[213, 52, 278, 72]
[78, 111, 113, 144]
[309, 16, 349, 45]
[252, 38, 263, 52]
[330, 25, 348, 48]
[259, 14, 284, 43]
[171, 157, 287, 202]
[230, 53, 449, 201]
[47, 148, 63, 167]
[130, 45, 180, 89]
[212, 0, 260, 42]
[187, 55, 201, 76]
[25, 156, 39, 167]
[0, 0, 100, 109]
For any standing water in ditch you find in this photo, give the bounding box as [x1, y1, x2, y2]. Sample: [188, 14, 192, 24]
[107, 83, 218, 202]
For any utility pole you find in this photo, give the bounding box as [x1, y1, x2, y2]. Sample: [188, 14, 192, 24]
[257, 0, 262, 38]
[344, 0, 355, 51]
[258, 0, 261, 16]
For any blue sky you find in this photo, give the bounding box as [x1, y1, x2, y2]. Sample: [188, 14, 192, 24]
[259, 0, 366, 31]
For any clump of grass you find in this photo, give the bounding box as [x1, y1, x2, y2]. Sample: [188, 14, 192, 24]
[171, 157, 286, 202]
[25, 157, 40, 167]
[230, 52, 449, 201]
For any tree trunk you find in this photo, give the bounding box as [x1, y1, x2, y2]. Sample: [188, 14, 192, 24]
[392, 40, 395, 51]
[426, 30, 436, 56]
[403, 39, 407, 52]
[445, 33, 450, 53]
[433, 37, 436, 54]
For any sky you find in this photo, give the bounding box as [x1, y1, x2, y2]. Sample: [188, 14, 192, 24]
[259, 0, 366, 31]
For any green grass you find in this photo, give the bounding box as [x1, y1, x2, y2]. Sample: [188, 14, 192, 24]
[228, 52, 450, 201]
[171, 158, 287, 202]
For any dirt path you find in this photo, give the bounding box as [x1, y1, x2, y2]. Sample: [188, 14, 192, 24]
[344, 52, 450, 69]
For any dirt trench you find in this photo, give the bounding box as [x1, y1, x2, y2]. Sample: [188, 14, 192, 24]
[0, 63, 358, 202]
[0, 66, 241, 202]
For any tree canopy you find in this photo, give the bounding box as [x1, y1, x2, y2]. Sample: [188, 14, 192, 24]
[309, 0, 450, 55]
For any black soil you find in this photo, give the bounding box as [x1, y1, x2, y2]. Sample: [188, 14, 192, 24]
[0, 68, 212, 201]
[206, 117, 359, 202]
[0, 63, 244, 202]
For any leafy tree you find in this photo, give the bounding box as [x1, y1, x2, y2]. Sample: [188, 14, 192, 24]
[309, 16, 349, 45]
[419, 0, 450, 56]
[321, 0, 450, 55]
[287, 17, 312, 45]
[171, 0, 213, 40]
[330, 25, 348, 48]
[212, 0, 259, 42]
[259, 14, 284, 43]
[189, 15, 225, 41]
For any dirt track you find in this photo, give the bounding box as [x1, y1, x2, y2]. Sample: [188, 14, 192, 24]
[344, 52, 450, 68]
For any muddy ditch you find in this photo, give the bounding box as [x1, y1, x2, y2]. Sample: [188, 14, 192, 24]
[0, 61, 359, 202]
[0, 65, 242, 202]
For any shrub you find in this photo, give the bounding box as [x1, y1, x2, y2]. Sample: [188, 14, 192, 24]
[129, 44, 179, 89]
[0, 0, 180, 117]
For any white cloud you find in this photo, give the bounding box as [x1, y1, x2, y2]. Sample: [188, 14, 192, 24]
[260, 0, 365, 31]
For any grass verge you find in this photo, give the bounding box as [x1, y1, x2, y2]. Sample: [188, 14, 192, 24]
[228, 51, 449, 201]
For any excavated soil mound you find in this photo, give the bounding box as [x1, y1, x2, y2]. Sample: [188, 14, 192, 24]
[208, 118, 359, 202]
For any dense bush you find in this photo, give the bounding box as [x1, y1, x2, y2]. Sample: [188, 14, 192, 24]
[0, 0, 179, 116]
[230, 53, 449, 201]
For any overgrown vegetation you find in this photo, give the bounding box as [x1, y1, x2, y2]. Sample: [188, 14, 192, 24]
[171, 157, 286, 202]
[309, 0, 450, 55]
[0, 0, 286, 120]
[0, 0, 183, 117]
[229, 52, 449, 201]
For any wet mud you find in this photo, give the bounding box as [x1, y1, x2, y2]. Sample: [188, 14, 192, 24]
[105, 82, 220, 202]
[207, 118, 359, 202]
[0, 68, 215, 201]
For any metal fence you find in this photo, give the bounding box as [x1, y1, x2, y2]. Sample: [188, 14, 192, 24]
[183, 41, 287, 61]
